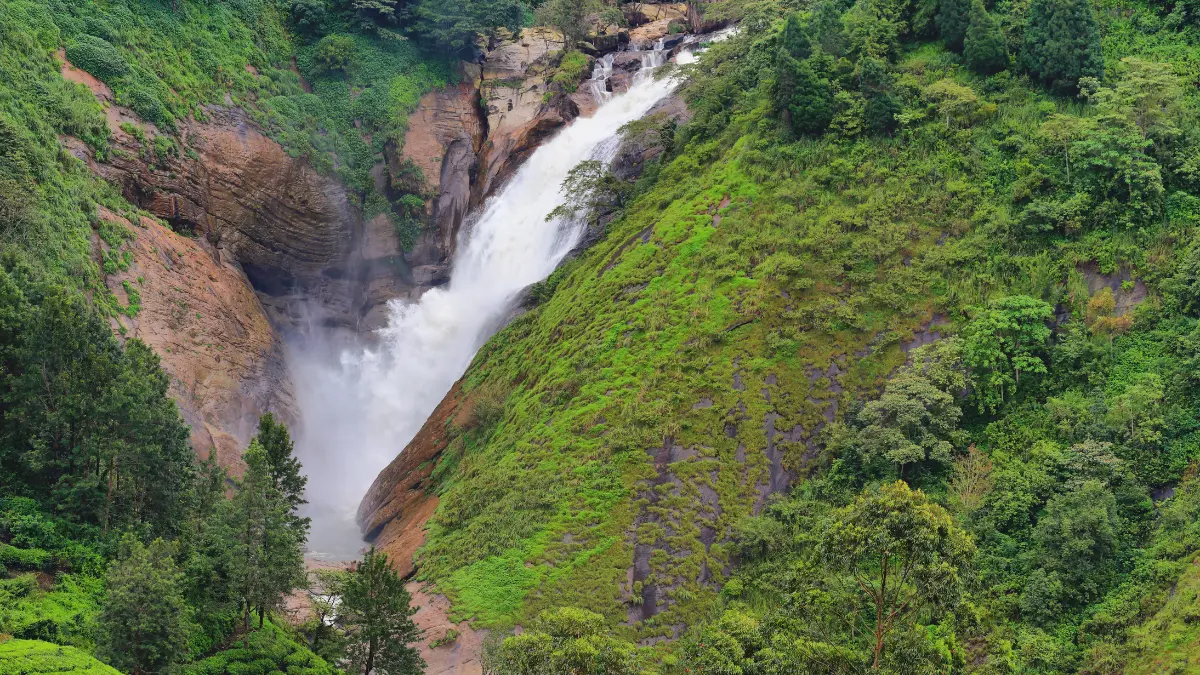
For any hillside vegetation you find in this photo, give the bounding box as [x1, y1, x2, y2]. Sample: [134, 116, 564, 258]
[402, 0, 1200, 671]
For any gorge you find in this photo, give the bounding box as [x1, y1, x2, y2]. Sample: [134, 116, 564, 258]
[292, 36, 706, 559]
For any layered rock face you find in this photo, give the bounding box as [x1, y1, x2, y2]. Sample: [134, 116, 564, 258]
[96, 207, 291, 473]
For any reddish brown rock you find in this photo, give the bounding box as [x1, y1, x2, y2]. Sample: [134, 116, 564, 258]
[97, 208, 291, 473]
[358, 382, 465, 577]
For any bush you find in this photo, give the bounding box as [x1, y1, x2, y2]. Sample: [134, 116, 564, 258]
[313, 34, 356, 74]
[122, 86, 173, 131]
[64, 35, 129, 83]
[0, 639, 121, 675]
[0, 543, 51, 570]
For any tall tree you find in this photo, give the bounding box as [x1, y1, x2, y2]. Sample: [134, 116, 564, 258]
[936, 0, 970, 51]
[1023, 0, 1103, 92]
[963, 0, 1007, 74]
[97, 536, 190, 675]
[231, 441, 306, 633]
[535, 0, 600, 50]
[253, 413, 308, 515]
[341, 548, 424, 675]
[820, 482, 974, 669]
[774, 51, 835, 135]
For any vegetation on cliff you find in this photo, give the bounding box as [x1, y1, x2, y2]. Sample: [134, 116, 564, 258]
[378, 0, 1200, 671]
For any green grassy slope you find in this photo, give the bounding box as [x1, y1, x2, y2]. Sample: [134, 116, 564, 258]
[408, 0, 1200, 667]
[0, 640, 121, 675]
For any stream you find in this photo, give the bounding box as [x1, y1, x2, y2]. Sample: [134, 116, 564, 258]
[290, 34, 720, 559]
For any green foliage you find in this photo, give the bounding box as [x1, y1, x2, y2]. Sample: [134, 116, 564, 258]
[546, 160, 631, 226]
[64, 36, 128, 83]
[313, 34, 356, 74]
[1023, 0, 1103, 92]
[231, 441, 307, 632]
[551, 51, 591, 94]
[961, 295, 1054, 413]
[963, 0, 1007, 74]
[410, 0, 526, 52]
[96, 536, 189, 674]
[0, 640, 120, 675]
[182, 620, 337, 675]
[483, 607, 641, 675]
[0, 266, 194, 536]
[341, 548, 423, 675]
[937, 0, 970, 52]
[536, 0, 600, 49]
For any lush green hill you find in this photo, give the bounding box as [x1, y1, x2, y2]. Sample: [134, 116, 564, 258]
[406, 0, 1200, 670]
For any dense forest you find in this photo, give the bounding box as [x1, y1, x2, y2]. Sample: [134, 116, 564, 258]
[5, 0, 1200, 667]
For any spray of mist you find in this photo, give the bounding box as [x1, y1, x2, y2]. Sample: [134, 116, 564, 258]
[287, 35, 725, 560]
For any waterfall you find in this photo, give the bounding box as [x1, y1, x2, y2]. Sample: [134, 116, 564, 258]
[291, 40, 687, 558]
[589, 53, 615, 103]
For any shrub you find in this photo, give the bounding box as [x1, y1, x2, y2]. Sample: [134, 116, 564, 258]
[313, 34, 356, 74]
[122, 86, 173, 130]
[64, 35, 129, 83]
[0, 543, 51, 570]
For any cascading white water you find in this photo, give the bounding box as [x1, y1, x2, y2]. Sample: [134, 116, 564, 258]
[589, 53, 615, 103]
[292, 40, 690, 558]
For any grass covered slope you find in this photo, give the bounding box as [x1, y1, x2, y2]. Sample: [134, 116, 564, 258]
[405, 0, 1200, 669]
[0, 640, 120, 675]
[415, 40, 1014, 635]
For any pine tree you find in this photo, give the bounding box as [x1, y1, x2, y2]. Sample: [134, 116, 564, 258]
[231, 441, 306, 634]
[774, 50, 835, 135]
[936, 0, 970, 52]
[811, 1, 846, 57]
[1023, 0, 1103, 92]
[780, 12, 811, 60]
[97, 536, 190, 675]
[342, 548, 424, 675]
[964, 0, 1008, 74]
[253, 413, 308, 515]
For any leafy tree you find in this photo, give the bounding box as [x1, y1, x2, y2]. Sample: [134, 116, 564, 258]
[1023, 0, 1103, 92]
[313, 34, 356, 74]
[779, 12, 812, 60]
[231, 441, 306, 633]
[97, 536, 190, 675]
[0, 267, 193, 536]
[820, 482, 974, 669]
[546, 160, 632, 226]
[484, 607, 639, 675]
[288, 0, 329, 35]
[301, 569, 349, 663]
[963, 0, 1007, 74]
[855, 373, 964, 477]
[936, 0, 970, 51]
[536, 0, 601, 50]
[342, 548, 424, 675]
[1026, 480, 1119, 614]
[857, 55, 900, 135]
[923, 78, 986, 127]
[811, 0, 846, 57]
[961, 295, 1054, 413]
[253, 414, 308, 517]
[179, 455, 240, 634]
[410, 0, 526, 52]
